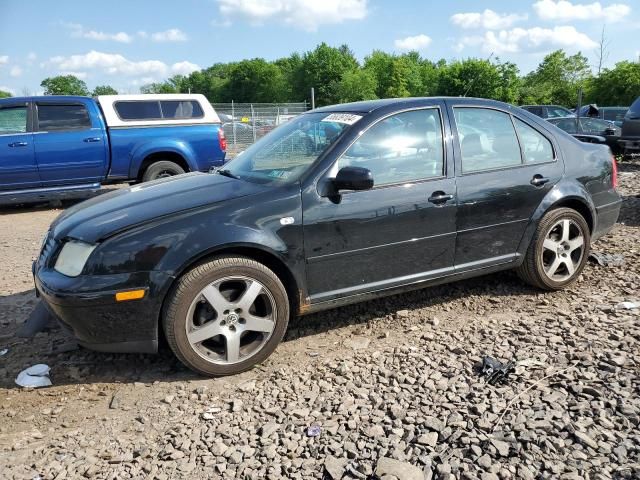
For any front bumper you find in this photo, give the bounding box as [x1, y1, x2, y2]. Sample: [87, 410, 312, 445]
[34, 264, 173, 354]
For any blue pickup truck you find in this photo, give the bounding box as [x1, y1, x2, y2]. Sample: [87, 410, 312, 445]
[0, 94, 226, 204]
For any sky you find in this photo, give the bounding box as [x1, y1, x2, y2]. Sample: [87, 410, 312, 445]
[0, 0, 639, 95]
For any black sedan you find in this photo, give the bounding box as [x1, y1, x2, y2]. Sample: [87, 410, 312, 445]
[34, 98, 622, 376]
[547, 116, 622, 153]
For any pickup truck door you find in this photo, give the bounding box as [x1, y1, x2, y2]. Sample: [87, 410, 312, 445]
[33, 100, 108, 186]
[0, 101, 40, 191]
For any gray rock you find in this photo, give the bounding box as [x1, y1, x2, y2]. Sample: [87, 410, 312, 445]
[375, 457, 425, 480]
[324, 455, 348, 479]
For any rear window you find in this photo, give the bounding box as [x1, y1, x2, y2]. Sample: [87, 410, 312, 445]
[37, 104, 91, 131]
[603, 109, 626, 122]
[114, 100, 204, 121]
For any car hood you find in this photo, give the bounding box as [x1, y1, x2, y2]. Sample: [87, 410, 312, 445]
[51, 173, 269, 243]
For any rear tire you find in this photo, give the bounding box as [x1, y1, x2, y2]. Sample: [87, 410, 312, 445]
[517, 207, 590, 290]
[163, 256, 289, 377]
[142, 161, 185, 182]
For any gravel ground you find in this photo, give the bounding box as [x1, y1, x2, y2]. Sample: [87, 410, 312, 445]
[0, 162, 638, 480]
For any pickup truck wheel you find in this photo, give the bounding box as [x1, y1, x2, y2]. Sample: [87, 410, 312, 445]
[517, 207, 590, 291]
[163, 256, 290, 377]
[142, 161, 185, 182]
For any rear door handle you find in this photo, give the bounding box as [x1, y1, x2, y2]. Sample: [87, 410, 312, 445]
[530, 175, 550, 187]
[428, 192, 454, 205]
[83, 137, 102, 143]
[8, 141, 28, 147]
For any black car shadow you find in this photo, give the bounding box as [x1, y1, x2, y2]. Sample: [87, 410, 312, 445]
[0, 270, 539, 389]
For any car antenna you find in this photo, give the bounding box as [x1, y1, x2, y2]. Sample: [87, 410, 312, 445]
[463, 52, 494, 98]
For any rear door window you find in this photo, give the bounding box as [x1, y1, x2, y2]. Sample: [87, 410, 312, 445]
[626, 98, 640, 118]
[37, 104, 91, 131]
[454, 108, 522, 173]
[546, 106, 570, 118]
[160, 100, 203, 119]
[0, 105, 28, 134]
[524, 106, 543, 117]
[115, 101, 162, 120]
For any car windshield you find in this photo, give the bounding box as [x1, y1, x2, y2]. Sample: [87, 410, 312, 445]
[220, 111, 359, 185]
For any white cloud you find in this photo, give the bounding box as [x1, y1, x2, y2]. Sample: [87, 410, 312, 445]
[150, 28, 188, 42]
[533, 0, 631, 22]
[27, 52, 37, 62]
[456, 26, 598, 54]
[171, 61, 200, 75]
[0, 55, 8, 65]
[217, 0, 368, 31]
[9, 66, 22, 77]
[45, 51, 200, 82]
[61, 71, 88, 79]
[64, 22, 133, 43]
[451, 9, 528, 29]
[394, 34, 432, 51]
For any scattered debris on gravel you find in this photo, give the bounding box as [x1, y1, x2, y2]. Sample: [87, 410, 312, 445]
[1, 161, 639, 479]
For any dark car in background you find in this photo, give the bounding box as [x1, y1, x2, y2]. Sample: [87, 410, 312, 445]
[521, 105, 575, 119]
[619, 97, 640, 154]
[597, 107, 628, 127]
[547, 116, 622, 153]
[34, 97, 621, 377]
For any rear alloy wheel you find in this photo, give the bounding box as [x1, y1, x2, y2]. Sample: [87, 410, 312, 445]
[163, 257, 289, 376]
[142, 160, 185, 182]
[517, 208, 590, 290]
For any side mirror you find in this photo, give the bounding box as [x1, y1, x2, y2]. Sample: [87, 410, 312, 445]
[334, 166, 374, 191]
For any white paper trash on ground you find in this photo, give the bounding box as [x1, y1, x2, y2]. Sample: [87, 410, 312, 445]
[15, 364, 52, 388]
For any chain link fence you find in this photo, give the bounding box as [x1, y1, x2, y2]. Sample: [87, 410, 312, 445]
[212, 102, 310, 158]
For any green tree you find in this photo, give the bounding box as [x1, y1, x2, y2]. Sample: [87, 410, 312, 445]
[91, 85, 118, 96]
[520, 50, 591, 106]
[141, 75, 186, 94]
[437, 58, 504, 99]
[589, 61, 640, 106]
[274, 53, 304, 101]
[337, 69, 378, 102]
[0, 90, 12, 98]
[299, 43, 359, 106]
[363, 50, 394, 98]
[41, 75, 90, 96]
[223, 59, 287, 103]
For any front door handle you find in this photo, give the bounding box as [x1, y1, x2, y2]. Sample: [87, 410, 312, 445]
[8, 141, 28, 147]
[530, 175, 550, 187]
[428, 191, 454, 205]
[83, 137, 102, 143]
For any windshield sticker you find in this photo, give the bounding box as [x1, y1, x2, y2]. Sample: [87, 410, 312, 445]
[322, 113, 362, 125]
[268, 170, 291, 179]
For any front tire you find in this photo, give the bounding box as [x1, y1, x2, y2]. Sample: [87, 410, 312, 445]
[142, 161, 185, 182]
[517, 207, 590, 290]
[163, 256, 290, 376]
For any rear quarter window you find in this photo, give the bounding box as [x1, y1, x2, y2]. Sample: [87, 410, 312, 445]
[628, 98, 640, 117]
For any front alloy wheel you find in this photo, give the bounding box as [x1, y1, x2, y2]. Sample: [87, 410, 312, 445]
[163, 257, 289, 376]
[517, 207, 590, 290]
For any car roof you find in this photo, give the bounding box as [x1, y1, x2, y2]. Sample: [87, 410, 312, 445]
[0, 95, 90, 103]
[313, 97, 511, 114]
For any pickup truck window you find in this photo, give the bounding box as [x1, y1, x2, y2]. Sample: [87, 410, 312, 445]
[114, 100, 204, 121]
[37, 104, 91, 131]
[161, 101, 204, 119]
[0, 106, 28, 134]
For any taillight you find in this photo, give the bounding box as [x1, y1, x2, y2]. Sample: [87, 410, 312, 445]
[611, 155, 618, 189]
[218, 128, 227, 152]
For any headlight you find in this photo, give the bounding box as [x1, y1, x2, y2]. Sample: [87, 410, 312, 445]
[54, 240, 97, 277]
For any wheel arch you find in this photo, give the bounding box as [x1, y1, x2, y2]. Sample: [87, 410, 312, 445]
[137, 151, 190, 182]
[158, 243, 304, 342]
[516, 184, 596, 261]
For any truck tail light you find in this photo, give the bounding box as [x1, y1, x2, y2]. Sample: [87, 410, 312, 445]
[218, 128, 227, 153]
[611, 155, 618, 189]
